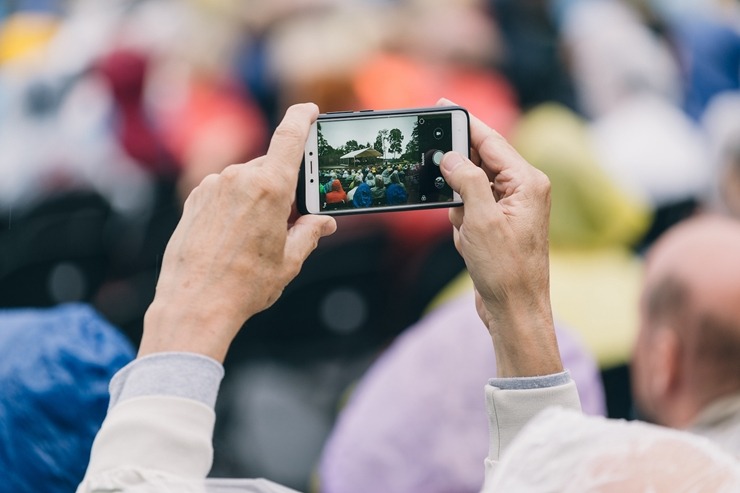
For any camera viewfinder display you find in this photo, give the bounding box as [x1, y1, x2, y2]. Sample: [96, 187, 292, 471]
[315, 113, 454, 211]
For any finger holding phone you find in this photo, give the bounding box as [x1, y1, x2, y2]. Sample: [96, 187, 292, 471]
[438, 100, 563, 379]
[140, 103, 338, 363]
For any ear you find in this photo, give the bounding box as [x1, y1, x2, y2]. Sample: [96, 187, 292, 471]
[649, 327, 682, 400]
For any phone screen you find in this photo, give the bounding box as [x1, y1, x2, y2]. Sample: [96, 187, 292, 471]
[306, 109, 465, 214]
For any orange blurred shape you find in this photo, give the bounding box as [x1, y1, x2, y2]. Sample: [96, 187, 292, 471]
[353, 53, 519, 137]
[159, 78, 269, 201]
[347, 52, 520, 249]
[161, 79, 268, 168]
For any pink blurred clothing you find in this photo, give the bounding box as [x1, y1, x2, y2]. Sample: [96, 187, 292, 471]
[318, 288, 605, 493]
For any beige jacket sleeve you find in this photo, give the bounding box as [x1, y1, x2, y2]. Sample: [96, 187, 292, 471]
[480, 375, 582, 492]
[77, 395, 216, 491]
[76, 353, 298, 493]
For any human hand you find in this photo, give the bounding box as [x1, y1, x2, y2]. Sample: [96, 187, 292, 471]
[139, 103, 337, 363]
[438, 99, 562, 377]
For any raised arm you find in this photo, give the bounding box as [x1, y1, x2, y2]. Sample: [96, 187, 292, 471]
[439, 103, 562, 378]
[140, 102, 336, 363]
[438, 101, 580, 490]
[78, 103, 336, 493]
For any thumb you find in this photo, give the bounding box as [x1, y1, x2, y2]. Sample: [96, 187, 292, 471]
[440, 151, 496, 208]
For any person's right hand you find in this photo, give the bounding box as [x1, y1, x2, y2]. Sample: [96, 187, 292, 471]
[438, 100, 563, 378]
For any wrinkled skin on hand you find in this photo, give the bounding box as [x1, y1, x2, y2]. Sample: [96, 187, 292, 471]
[140, 103, 336, 362]
[438, 99, 562, 378]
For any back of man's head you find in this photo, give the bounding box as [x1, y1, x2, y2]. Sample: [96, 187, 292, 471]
[632, 214, 740, 428]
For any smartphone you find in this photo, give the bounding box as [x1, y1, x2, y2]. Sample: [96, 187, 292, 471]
[299, 106, 470, 215]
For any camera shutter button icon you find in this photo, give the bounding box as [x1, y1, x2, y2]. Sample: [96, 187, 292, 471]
[432, 150, 444, 166]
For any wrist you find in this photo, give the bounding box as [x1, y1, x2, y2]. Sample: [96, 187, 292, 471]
[485, 298, 563, 378]
[139, 297, 247, 363]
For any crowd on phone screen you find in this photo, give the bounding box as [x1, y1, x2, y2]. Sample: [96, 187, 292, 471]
[1, 0, 740, 491]
[320, 165, 411, 209]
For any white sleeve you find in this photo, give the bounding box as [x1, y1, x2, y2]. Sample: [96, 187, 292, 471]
[76, 353, 224, 492]
[480, 372, 582, 493]
[78, 395, 217, 490]
[76, 353, 298, 493]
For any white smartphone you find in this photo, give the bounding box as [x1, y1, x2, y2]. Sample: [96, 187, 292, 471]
[299, 106, 470, 215]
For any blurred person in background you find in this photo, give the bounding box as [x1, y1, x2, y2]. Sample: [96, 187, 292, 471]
[561, 0, 740, 245]
[0, 0, 268, 342]
[518, 1, 740, 458]
[489, 0, 578, 111]
[631, 214, 740, 456]
[0, 303, 134, 493]
[700, 92, 740, 219]
[645, 0, 740, 120]
[562, 0, 711, 249]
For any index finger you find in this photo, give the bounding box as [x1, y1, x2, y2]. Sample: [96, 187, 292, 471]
[469, 112, 531, 176]
[437, 97, 530, 178]
[263, 102, 320, 180]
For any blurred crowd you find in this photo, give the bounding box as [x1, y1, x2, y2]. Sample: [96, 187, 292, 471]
[1, 0, 740, 491]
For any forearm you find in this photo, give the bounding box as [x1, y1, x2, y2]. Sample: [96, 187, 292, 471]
[138, 299, 246, 363]
[485, 298, 563, 378]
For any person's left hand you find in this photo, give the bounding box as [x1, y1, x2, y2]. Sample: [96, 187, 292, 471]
[139, 103, 337, 363]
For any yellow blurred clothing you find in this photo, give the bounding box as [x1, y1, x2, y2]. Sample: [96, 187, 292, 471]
[430, 254, 640, 369]
[548, 250, 643, 368]
[514, 104, 650, 251]
[433, 105, 651, 368]
[514, 104, 651, 368]
[0, 12, 59, 64]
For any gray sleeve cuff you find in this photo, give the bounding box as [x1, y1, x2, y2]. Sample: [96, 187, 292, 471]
[488, 370, 572, 390]
[109, 352, 225, 410]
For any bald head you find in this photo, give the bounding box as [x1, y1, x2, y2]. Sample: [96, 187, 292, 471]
[644, 215, 740, 314]
[635, 215, 740, 424]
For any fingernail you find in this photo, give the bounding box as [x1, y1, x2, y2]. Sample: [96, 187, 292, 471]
[441, 152, 465, 172]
